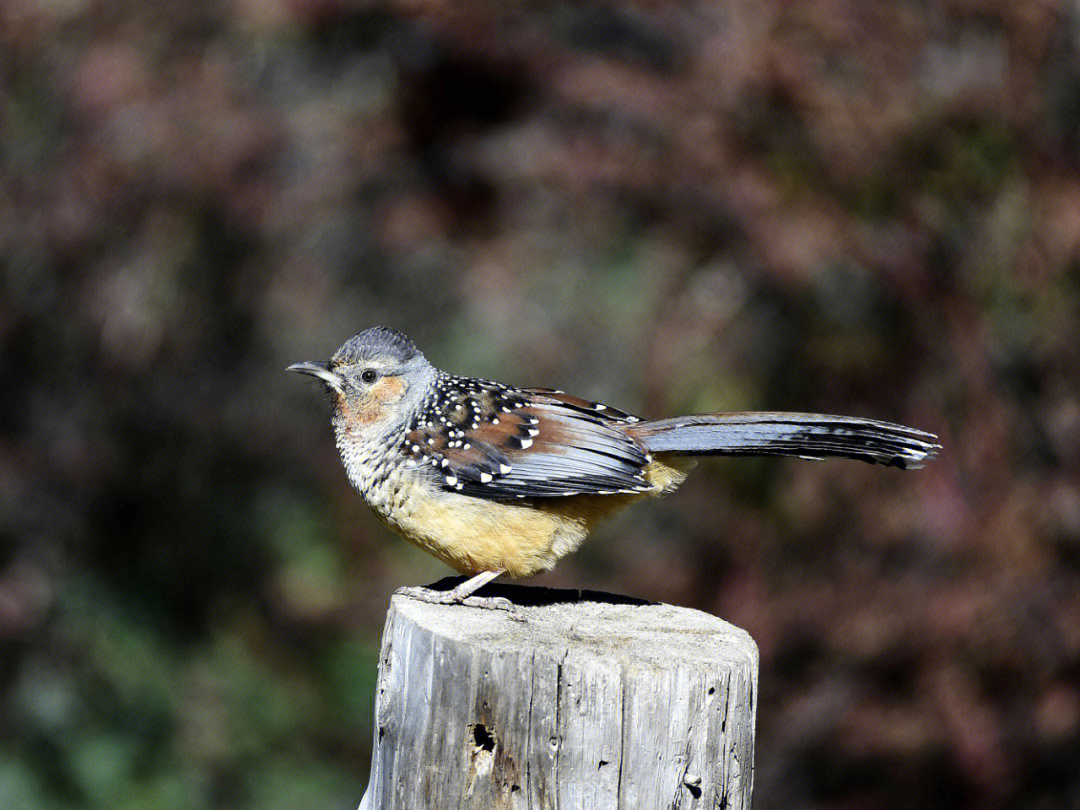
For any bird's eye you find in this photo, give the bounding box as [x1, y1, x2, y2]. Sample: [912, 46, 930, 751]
[360, 368, 378, 384]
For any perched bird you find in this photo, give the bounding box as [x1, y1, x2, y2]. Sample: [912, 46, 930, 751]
[289, 327, 939, 604]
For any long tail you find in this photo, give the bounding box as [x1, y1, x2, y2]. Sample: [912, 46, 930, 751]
[629, 413, 940, 470]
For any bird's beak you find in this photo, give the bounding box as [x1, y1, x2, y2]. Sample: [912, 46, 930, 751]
[286, 361, 343, 389]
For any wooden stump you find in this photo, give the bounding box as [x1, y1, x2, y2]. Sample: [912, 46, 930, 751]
[358, 583, 758, 810]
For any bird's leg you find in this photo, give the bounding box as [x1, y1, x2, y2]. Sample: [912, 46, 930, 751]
[397, 570, 521, 618]
[447, 569, 503, 601]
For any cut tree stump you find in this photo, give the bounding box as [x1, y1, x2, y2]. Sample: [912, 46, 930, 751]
[358, 582, 758, 810]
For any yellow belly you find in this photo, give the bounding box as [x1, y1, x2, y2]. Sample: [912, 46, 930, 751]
[374, 455, 695, 578]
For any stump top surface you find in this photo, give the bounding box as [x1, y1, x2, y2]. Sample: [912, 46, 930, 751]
[391, 584, 756, 668]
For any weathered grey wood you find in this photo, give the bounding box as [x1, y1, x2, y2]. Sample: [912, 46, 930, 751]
[358, 584, 758, 810]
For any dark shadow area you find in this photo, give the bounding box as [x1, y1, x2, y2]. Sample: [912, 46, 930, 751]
[414, 576, 656, 608]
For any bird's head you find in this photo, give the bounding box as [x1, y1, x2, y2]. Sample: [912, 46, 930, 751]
[288, 327, 434, 434]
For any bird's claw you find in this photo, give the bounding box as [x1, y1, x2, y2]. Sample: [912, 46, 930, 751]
[396, 586, 524, 620]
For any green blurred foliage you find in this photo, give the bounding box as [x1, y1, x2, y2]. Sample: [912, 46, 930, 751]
[2, 1, 1079, 809]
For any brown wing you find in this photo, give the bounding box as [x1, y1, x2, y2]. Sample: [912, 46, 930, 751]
[403, 377, 653, 500]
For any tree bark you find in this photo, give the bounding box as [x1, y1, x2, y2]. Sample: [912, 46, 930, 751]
[359, 584, 758, 809]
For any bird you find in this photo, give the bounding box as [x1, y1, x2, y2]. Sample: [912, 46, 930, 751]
[288, 326, 940, 605]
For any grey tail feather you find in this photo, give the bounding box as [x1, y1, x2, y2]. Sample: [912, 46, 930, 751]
[629, 412, 940, 470]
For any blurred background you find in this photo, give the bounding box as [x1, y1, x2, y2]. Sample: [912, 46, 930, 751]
[2, 1, 1079, 808]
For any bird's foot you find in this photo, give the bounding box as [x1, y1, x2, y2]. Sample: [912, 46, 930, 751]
[396, 570, 523, 620]
[396, 586, 523, 620]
